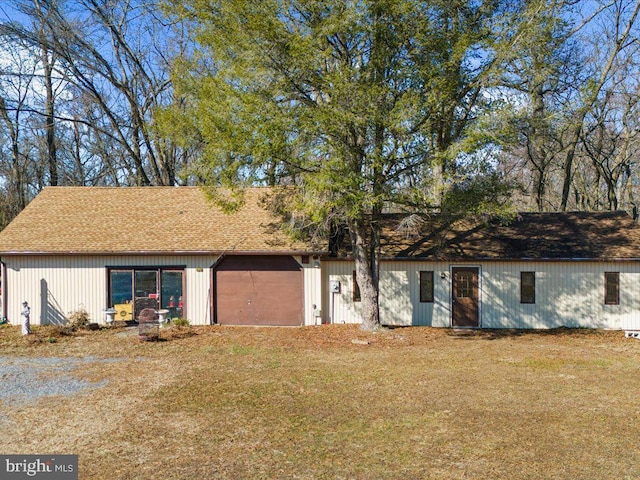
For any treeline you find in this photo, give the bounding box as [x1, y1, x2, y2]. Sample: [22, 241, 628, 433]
[0, 0, 639, 229]
[0, 0, 198, 227]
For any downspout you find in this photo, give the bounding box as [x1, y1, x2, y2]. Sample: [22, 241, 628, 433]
[209, 253, 227, 325]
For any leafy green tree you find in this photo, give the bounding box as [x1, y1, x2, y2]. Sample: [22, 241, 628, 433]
[162, 0, 517, 329]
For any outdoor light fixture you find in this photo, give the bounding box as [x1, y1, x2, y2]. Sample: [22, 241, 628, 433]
[441, 272, 447, 279]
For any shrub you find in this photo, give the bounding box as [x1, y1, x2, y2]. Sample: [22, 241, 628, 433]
[171, 318, 190, 327]
[66, 307, 91, 330]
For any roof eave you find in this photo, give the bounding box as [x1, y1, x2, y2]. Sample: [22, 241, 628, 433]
[323, 255, 640, 262]
[0, 249, 329, 257]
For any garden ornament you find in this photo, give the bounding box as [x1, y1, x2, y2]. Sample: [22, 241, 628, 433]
[21, 301, 30, 335]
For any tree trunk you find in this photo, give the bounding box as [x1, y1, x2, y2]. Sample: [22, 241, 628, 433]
[42, 46, 58, 186]
[35, 0, 58, 186]
[348, 219, 380, 331]
[0, 96, 27, 211]
[560, 124, 581, 211]
[533, 166, 546, 212]
[625, 163, 638, 220]
[529, 82, 549, 212]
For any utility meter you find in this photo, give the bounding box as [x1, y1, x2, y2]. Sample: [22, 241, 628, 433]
[330, 280, 341, 293]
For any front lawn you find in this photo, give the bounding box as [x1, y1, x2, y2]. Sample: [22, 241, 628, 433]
[1, 325, 639, 479]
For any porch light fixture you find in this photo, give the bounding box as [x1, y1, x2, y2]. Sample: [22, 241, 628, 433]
[440, 272, 447, 279]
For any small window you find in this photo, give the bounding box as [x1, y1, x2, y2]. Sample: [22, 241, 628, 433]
[420, 271, 434, 302]
[456, 271, 474, 298]
[605, 272, 619, 305]
[521, 272, 535, 304]
[352, 270, 361, 302]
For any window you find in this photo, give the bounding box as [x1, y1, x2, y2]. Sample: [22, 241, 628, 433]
[109, 267, 185, 320]
[520, 272, 535, 304]
[352, 270, 361, 302]
[420, 271, 434, 303]
[605, 272, 619, 305]
[456, 271, 474, 298]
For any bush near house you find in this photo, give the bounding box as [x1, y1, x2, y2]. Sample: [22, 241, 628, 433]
[66, 307, 91, 330]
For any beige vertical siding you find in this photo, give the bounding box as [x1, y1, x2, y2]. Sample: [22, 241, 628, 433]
[378, 261, 452, 327]
[322, 260, 453, 326]
[3, 255, 217, 326]
[302, 259, 322, 326]
[5, 255, 640, 329]
[322, 261, 362, 324]
[323, 259, 640, 329]
[482, 261, 640, 329]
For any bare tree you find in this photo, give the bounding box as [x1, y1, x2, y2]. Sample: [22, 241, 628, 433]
[500, 0, 640, 217]
[558, 0, 640, 211]
[0, 35, 40, 223]
[0, 0, 196, 191]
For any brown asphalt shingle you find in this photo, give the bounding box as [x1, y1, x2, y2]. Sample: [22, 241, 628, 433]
[0, 187, 318, 254]
[2, 187, 639, 260]
[380, 211, 640, 260]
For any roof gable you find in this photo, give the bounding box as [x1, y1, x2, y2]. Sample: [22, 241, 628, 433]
[0, 187, 319, 255]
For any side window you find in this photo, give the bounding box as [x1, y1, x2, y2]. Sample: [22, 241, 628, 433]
[352, 270, 361, 302]
[419, 271, 434, 303]
[605, 272, 619, 305]
[520, 272, 535, 304]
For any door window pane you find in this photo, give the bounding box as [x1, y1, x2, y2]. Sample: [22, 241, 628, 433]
[456, 271, 473, 298]
[161, 270, 184, 319]
[134, 270, 159, 317]
[110, 270, 133, 306]
[135, 271, 157, 298]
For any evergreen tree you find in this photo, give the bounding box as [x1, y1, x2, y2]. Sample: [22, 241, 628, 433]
[162, 0, 518, 329]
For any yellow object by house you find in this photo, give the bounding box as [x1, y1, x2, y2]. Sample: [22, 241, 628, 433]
[114, 303, 133, 321]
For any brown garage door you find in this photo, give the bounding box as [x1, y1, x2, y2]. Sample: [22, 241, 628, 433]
[214, 255, 304, 326]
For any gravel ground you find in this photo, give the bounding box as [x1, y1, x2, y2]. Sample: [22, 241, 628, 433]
[0, 356, 117, 407]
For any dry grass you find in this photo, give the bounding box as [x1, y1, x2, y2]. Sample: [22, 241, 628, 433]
[1, 324, 640, 479]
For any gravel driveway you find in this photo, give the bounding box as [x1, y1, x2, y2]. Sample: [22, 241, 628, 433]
[0, 356, 115, 407]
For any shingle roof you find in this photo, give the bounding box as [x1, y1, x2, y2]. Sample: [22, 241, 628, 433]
[2, 188, 638, 260]
[0, 187, 320, 255]
[380, 211, 640, 260]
